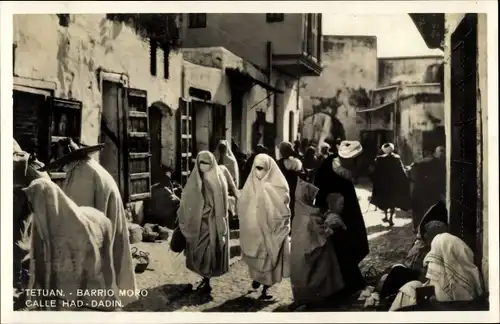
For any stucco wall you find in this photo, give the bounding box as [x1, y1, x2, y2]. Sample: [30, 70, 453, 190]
[182, 13, 303, 69]
[477, 13, 488, 292]
[182, 46, 300, 155]
[378, 56, 444, 86]
[301, 35, 378, 143]
[399, 97, 444, 163]
[13, 14, 183, 169]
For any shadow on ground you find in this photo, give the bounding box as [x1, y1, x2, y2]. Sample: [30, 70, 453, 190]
[203, 295, 275, 312]
[124, 283, 214, 311]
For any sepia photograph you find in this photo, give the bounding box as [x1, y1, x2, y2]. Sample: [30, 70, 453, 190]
[1, 1, 498, 323]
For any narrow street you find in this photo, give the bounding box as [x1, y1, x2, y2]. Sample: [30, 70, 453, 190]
[125, 183, 416, 312]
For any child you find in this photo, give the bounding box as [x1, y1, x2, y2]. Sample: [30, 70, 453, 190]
[324, 193, 347, 231]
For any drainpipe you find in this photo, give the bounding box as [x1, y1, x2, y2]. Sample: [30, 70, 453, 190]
[267, 41, 277, 151]
[394, 86, 400, 149]
[296, 77, 301, 142]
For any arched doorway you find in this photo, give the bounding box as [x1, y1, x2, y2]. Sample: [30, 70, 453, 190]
[148, 101, 172, 185]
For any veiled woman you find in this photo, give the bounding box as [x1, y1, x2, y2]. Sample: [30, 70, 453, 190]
[178, 151, 230, 294]
[214, 139, 240, 189]
[237, 154, 291, 300]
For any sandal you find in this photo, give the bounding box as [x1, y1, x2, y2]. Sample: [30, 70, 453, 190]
[259, 285, 273, 300]
[131, 247, 150, 273]
[195, 278, 212, 294]
[252, 281, 261, 290]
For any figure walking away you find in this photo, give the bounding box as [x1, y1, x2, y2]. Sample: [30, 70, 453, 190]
[370, 143, 411, 226]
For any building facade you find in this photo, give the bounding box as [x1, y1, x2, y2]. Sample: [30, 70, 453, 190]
[301, 35, 377, 146]
[13, 14, 184, 218]
[181, 13, 323, 156]
[411, 13, 489, 292]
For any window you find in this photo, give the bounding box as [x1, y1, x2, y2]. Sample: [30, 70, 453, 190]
[266, 14, 284, 23]
[188, 14, 207, 28]
[150, 39, 157, 76]
[57, 14, 70, 27]
[289, 111, 295, 142]
[125, 88, 152, 202]
[303, 14, 321, 60]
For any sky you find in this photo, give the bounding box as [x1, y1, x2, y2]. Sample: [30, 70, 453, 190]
[322, 14, 444, 58]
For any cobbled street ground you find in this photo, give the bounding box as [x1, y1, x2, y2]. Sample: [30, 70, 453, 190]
[124, 182, 416, 312]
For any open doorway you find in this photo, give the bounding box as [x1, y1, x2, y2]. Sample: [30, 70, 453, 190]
[149, 105, 163, 185]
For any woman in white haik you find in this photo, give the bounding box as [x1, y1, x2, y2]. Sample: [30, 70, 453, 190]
[178, 151, 231, 294]
[237, 153, 291, 300]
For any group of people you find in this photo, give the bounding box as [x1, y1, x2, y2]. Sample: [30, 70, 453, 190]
[177, 138, 370, 309]
[366, 142, 485, 310]
[13, 138, 137, 310]
[13, 133, 485, 312]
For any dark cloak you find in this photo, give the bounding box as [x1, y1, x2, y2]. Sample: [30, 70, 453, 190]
[277, 158, 301, 225]
[370, 153, 411, 211]
[314, 154, 369, 294]
[408, 156, 446, 230]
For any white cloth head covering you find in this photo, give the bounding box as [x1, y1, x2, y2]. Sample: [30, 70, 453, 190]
[381, 143, 395, 155]
[22, 177, 118, 309]
[283, 156, 303, 171]
[178, 151, 229, 245]
[338, 140, 363, 159]
[213, 140, 240, 188]
[423, 233, 484, 302]
[237, 154, 290, 270]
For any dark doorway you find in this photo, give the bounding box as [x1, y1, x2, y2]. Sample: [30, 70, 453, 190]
[449, 13, 480, 263]
[13, 90, 51, 163]
[149, 105, 163, 185]
[359, 129, 394, 176]
[422, 126, 445, 155]
[231, 87, 245, 149]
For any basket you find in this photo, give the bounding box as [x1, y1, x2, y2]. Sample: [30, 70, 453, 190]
[131, 247, 150, 274]
[170, 226, 186, 253]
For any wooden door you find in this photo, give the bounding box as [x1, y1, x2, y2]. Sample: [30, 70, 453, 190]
[100, 81, 124, 191]
[449, 13, 479, 260]
[211, 103, 226, 151]
[177, 99, 194, 186]
[125, 88, 152, 203]
[149, 106, 163, 185]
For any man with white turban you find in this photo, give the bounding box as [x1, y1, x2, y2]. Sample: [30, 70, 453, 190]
[313, 140, 369, 303]
[370, 143, 411, 226]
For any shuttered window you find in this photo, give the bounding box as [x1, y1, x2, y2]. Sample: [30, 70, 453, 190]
[125, 88, 152, 202]
[177, 98, 194, 186]
[47, 98, 83, 186]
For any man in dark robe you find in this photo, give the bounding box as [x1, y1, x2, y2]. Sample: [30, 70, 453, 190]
[314, 140, 369, 300]
[408, 145, 446, 232]
[370, 143, 411, 226]
[277, 141, 303, 228]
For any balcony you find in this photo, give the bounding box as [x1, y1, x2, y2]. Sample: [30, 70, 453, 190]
[272, 13, 323, 77]
[272, 53, 323, 77]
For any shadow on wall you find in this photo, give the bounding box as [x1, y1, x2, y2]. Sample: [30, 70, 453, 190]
[301, 87, 370, 147]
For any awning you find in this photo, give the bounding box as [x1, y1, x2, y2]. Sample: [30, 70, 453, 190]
[357, 101, 396, 113]
[226, 68, 284, 94]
